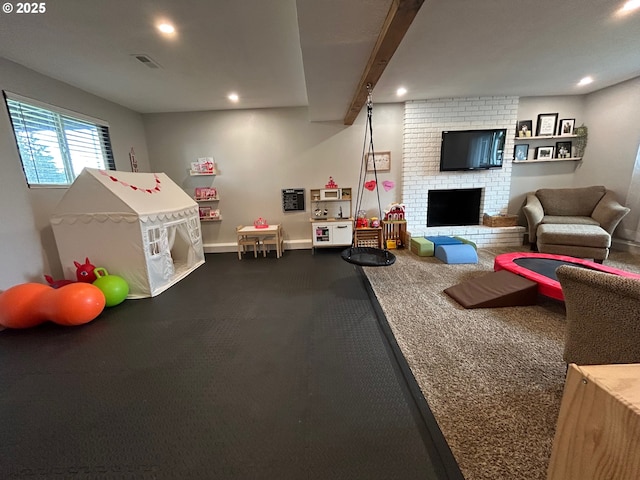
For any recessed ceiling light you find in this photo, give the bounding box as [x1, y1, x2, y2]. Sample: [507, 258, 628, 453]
[228, 93, 239, 102]
[396, 87, 407, 97]
[157, 23, 175, 35]
[577, 76, 594, 87]
[621, 0, 640, 12]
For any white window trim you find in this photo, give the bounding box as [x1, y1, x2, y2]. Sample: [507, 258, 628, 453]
[4, 90, 115, 187]
[4, 91, 110, 128]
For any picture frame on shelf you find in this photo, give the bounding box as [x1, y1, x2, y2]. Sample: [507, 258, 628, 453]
[536, 113, 559, 136]
[558, 118, 575, 136]
[366, 151, 391, 172]
[516, 120, 533, 138]
[514, 144, 529, 161]
[556, 141, 572, 158]
[535, 146, 555, 160]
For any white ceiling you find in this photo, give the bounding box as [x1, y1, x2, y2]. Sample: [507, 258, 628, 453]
[0, 0, 639, 122]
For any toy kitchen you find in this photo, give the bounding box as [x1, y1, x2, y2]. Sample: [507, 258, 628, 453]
[309, 181, 354, 252]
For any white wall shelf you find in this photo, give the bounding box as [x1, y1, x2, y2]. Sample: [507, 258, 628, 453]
[513, 157, 582, 164]
[514, 135, 577, 141]
[190, 166, 221, 222]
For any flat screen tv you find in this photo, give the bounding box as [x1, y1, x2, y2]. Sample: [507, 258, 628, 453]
[440, 129, 506, 171]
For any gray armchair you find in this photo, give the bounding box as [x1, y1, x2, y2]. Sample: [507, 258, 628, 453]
[557, 265, 640, 365]
[523, 186, 629, 262]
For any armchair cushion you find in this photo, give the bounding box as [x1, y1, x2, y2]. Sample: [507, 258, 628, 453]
[537, 224, 611, 248]
[536, 186, 606, 216]
[541, 215, 600, 226]
[557, 265, 640, 365]
[522, 194, 544, 242]
[591, 191, 631, 234]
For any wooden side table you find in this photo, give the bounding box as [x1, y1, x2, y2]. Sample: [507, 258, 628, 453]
[547, 363, 640, 480]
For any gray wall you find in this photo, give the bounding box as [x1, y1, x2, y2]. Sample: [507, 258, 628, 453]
[0, 58, 150, 290]
[508, 95, 586, 214]
[577, 77, 640, 240]
[508, 77, 640, 238]
[0, 57, 638, 289]
[143, 105, 404, 250]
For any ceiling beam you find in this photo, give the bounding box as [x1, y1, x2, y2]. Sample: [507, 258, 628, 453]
[343, 0, 425, 125]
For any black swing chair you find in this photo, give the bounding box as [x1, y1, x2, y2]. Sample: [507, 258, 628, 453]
[341, 86, 396, 267]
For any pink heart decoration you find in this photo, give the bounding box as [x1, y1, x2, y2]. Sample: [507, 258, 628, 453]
[364, 180, 376, 191]
[382, 180, 395, 192]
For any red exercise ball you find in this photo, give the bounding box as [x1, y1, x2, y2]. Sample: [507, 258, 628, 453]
[0, 283, 52, 329]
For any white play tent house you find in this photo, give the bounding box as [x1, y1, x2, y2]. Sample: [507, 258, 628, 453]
[51, 168, 205, 298]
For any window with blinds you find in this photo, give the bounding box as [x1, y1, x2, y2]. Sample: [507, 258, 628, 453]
[3, 92, 115, 187]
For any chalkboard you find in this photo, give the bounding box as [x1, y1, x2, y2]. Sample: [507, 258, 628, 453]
[282, 188, 305, 212]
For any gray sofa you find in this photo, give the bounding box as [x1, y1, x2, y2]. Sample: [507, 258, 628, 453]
[557, 265, 640, 365]
[522, 186, 629, 262]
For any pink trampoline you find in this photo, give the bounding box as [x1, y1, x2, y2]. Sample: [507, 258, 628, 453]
[494, 252, 640, 301]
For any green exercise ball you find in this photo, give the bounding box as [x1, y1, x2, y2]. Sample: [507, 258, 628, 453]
[92, 267, 129, 307]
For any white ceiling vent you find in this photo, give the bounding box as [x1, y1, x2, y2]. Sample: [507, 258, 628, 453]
[131, 54, 161, 69]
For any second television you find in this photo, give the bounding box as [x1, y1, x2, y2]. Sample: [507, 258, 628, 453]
[440, 129, 506, 171]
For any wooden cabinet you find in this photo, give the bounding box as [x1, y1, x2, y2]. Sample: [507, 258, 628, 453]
[547, 363, 640, 480]
[312, 221, 353, 248]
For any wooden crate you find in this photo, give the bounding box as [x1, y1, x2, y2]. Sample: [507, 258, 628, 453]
[382, 220, 407, 248]
[547, 363, 640, 480]
[354, 227, 383, 249]
[482, 213, 518, 227]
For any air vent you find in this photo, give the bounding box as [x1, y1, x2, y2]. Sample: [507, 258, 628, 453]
[131, 54, 161, 69]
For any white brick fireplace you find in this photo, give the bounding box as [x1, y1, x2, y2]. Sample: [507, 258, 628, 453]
[402, 97, 525, 247]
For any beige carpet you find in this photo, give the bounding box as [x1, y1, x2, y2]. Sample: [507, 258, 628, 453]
[363, 247, 640, 480]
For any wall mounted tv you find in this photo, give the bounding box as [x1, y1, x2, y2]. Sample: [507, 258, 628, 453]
[440, 129, 506, 171]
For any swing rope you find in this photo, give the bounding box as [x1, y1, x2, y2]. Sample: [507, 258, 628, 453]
[341, 84, 396, 267]
[353, 85, 384, 228]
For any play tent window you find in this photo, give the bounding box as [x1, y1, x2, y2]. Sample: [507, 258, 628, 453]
[3, 91, 115, 187]
[148, 227, 163, 256]
[188, 217, 201, 242]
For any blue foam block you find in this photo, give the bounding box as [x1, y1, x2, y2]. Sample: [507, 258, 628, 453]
[435, 244, 479, 264]
[425, 236, 463, 247]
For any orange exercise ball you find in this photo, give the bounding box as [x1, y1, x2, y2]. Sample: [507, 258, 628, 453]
[0, 282, 106, 329]
[0, 283, 51, 329]
[42, 283, 106, 326]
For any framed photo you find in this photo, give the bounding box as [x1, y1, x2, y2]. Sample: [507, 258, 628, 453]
[366, 151, 391, 172]
[536, 113, 559, 136]
[535, 146, 555, 160]
[514, 144, 529, 161]
[558, 118, 575, 136]
[516, 120, 533, 138]
[555, 141, 572, 159]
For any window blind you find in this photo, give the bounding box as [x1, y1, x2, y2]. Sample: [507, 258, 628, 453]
[3, 91, 115, 186]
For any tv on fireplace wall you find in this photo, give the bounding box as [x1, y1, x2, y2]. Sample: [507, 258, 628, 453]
[440, 128, 506, 171]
